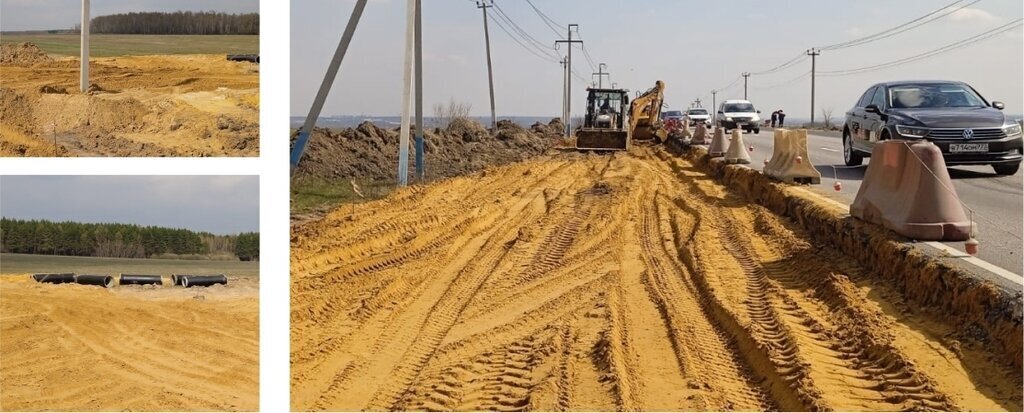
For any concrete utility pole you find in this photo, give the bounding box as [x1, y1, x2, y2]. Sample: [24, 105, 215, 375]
[81, 0, 90, 93]
[414, 0, 424, 180]
[555, 24, 582, 137]
[807, 48, 820, 124]
[560, 57, 568, 127]
[592, 63, 608, 88]
[477, 1, 497, 132]
[711, 90, 717, 122]
[742, 72, 750, 100]
[290, 0, 368, 172]
[398, 0, 416, 185]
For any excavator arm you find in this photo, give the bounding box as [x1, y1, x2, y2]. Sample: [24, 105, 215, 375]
[629, 80, 668, 142]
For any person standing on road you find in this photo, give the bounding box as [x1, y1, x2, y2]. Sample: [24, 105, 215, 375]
[771, 110, 779, 127]
[777, 109, 786, 127]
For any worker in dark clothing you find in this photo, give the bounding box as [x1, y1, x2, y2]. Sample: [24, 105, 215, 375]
[770, 110, 779, 127]
[777, 109, 786, 127]
[600, 98, 611, 113]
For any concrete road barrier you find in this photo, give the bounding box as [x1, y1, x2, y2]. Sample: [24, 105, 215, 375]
[709, 127, 727, 157]
[692, 123, 708, 145]
[725, 129, 751, 164]
[763, 128, 821, 184]
[850, 140, 972, 241]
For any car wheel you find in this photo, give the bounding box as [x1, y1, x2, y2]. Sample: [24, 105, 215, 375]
[992, 163, 1020, 176]
[754, 128, 760, 135]
[844, 131, 863, 166]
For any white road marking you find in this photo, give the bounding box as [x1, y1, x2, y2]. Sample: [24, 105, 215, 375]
[791, 188, 1023, 281]
[820, 147, 839, 152]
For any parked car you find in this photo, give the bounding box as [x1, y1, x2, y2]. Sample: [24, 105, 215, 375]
[686, 108, 712, 128]
[842, 80, 1022, 175]
[716, 99, 761, 134]
[662, 110, 684, 122]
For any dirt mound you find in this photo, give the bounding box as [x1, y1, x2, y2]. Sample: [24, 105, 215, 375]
[291, 146, 1022, 411]
[0, 43, 53, 66]
[293, 118, 556, 182]
[0, 54, 259, 157]
[0, 275, 258, 410]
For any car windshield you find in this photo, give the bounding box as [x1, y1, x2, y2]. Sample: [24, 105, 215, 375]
[663, 110, 683, 117]
[723, 103, 755, 112]
[688, 109, 708, 115]
[889, 84, 987, 109]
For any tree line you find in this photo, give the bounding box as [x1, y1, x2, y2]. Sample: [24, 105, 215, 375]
[0, 218, 259, 260]
[86, 11, 259, 35]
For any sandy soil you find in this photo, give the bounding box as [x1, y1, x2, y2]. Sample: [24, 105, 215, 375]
[0, 275, 258, 411]
[290, 145, 1022, 411]
[0, 43, 258, 157]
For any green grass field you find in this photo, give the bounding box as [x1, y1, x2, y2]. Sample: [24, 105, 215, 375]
[0, 34, 258, 57]
[291, 177, 396, 215]
[0, 253, 259, 277]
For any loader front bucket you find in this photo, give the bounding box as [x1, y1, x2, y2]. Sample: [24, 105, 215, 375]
[576, 129, 629, 151]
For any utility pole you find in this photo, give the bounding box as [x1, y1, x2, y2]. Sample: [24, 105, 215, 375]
[694, 97, 702, 108]
[555, 24, 582, 137]
[808, 48, 820, 124]
[592, 63, 608, 88]
[742, 72, 750, 100]
[414, 0, 424, 180]
[560, 57, 568, 127]
[290, 0, 368, 172]
[477, 1, 496, 132]
[711, 90, 717, 122]
[81, 0, 90, 93]
[398, 0, 416, 186]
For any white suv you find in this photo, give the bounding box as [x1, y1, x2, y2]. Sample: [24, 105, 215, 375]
[716, 99, 761, 134]
[686, 108, 712, 128]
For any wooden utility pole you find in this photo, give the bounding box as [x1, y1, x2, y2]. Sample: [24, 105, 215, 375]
[808, 48, 820, 124]
[81, 0, 90, 93]
[555, 24, 582, 137]
[477, 1, 496, 132]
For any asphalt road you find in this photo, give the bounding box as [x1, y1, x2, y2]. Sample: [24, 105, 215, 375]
[737, 127, 1023, 276]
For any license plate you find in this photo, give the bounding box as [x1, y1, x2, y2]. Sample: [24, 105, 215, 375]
[949, 143, 989, 153]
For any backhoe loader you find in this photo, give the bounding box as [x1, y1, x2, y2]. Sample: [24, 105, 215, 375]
[575, 87, 631, 151]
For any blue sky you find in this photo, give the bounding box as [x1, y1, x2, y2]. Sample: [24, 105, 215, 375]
[0, 176, 259, 235]
[0, 0, 258, 31]
[291, 0, 1023, 119]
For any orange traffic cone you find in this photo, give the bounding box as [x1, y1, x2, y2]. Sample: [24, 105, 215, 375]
[833, 181, 842, 192]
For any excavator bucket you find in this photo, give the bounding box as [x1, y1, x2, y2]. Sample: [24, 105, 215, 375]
[576, 129, 629, 151]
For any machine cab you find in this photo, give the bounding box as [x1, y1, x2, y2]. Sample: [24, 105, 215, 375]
[585, 88, 629, 130]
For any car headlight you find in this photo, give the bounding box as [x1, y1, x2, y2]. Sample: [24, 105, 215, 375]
[725, 117, 733, 121]
[895, 125, 929, 138]
[1003, 123, 1022, 137]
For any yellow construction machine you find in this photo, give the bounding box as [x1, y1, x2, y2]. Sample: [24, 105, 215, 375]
[629, 80, 668, 142]
[575, 87, 631, 151]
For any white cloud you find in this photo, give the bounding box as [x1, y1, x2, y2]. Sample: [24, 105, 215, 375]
[949, 7, 997, 22]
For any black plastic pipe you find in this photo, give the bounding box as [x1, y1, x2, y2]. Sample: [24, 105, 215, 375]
[226, 54, 259, 63]
[119, 274, 163, 285]
[76, 274, 114, 288]
[170, 274, 180, 285]
[180, 274, 228, 288]
[32, 273, 76, 284]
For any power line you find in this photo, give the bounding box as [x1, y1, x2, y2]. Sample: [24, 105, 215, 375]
[490, 1, 558, 58]
[752, 70, 811, 90]
[820, 18, 1022, 76]
[487, 11, 559, 64]
[817, 0, 979, 50]
[749, 52, 808, 76]
[523, 0, 563, 38]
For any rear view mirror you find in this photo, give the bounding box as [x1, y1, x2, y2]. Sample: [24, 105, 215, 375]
[865, 104, 881, 114]
[992, 101, 1005, 110]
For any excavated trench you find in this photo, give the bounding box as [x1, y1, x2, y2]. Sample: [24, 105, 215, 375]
[290, 146, 1022, 411]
